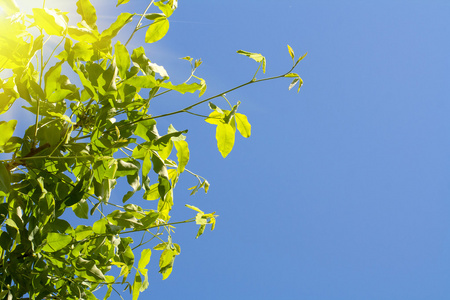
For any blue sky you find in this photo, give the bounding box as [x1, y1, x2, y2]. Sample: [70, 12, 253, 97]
[8, 0, 450, 299]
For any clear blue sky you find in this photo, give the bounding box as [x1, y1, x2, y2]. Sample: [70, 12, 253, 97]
[9, 0, 450, 299]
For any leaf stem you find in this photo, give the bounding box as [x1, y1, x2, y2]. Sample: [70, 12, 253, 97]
[125, 1, 155, 46]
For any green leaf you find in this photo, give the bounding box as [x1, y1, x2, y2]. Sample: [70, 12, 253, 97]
[154, 129, 187, 147]
[159, 249, 175, 280]
[135, 119, 158, 142]
[32, 8, 68, 36]
[0, 0, 20, 15]
[289, 77, 303, 92]
[115, 41, 130, 79]
[174, 140, 189, 173]
[287, 44, 295, 62]
[284, 72, 299, 78]
[116, 0, 130, 6]
[108, 210, 141, 228]
[143, 183, 159, 201]
[76, 0, 97, 30]
[142, 152, 152, 177]
[72, 199, 89, 219]
[125, 75, 158, 89]
[138, 249, 152, 269]
[67, 26, 99, 43]
[295, 52, 308, 65]
[297, 77, 304, 92]
[237, 49, 266, 73]
[0, 120, 17, 150]
[159, 81, 202, 94]
[196, 224, 206, 238]
[74, 225, 93, 241]
[100, 12, 133, 41]
[153, 242, 167, 250]
[151, 151, 169, 180]
[205, 111, 224, 125]
[93, 218, 108, 234]
[137, 211, 159, 228]
[132, 272, 142, 300]
[155, 1, 175, 17]
[216, 123, 235, 158]
[185, 204, 203, 214]
[145, 17, 169, 43]
[44, 61, 63, 95]
[42, 232, 72, 252]
[64, 171, 91, 206]
[235, 113, 251, 138]
[116, 159, 140, 177]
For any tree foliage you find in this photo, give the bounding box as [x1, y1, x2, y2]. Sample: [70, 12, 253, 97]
[0, 0, 306, 299]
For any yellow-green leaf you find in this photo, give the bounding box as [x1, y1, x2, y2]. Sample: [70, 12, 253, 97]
[235, 113, 251, 138]
[92, 218, 108, 234]
[138, 249, 152, 269]
[174, 140, 189, 173]
[205, 111, 223, 125]
[116, 0, 130, 6]
[0, 162, 11, 196]
[76, 0, 97, 30]
[296, 52, 308, 65]
[145, 17, 169, 43]
[132, 272, 142, 300]
[68, 26, 98, 43]
[287, 44, 295, 61]
[115, 41, 130, 79]
[0, 120, 17, 149]
[185, 204, 203, 213]
[42, 232, 72, 252]
[236, 50, 266, 73]
[284, 72, 299, 78]
[216, 123, 235, 158]
[32, 8, 67, 36]
[159, 249, 175, 280]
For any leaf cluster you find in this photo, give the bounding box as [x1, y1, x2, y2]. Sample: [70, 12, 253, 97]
[0, 0, 305, 299]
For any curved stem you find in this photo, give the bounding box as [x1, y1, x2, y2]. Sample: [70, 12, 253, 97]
[125, 1, 155, 46]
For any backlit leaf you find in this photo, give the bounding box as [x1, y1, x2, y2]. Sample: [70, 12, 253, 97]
[174, 140, 189, 173]
[115, 41, 130, 79]
[287, 44, 295, 61]
[284, 72, 299, 78]
[93, 218, 108, 234]
[74, 225, 93, 241]
[72, 199, 89, 219]
[32, 8, 68, 36]
[237, 49, 266, 73]
[0, 120, 17, 149]
[132, 273, 142, 300]
[100, 12, 133, 40]
[155, 1, 175, 17]
[235, 113, 251, 138]
[138, 249, 152, 269]
[216, 123, 235, 158]
[116, 0, 130, 6]
[289, 78, 299, 91]
[125, 75, 158, 89]
[205, 111, 224, 125]
[185, 204, 203, 214]
[159, 81, 202, 94]
[0, 162, 10, 197]
[76, 0, 97, 29]
[42, 232, 72, 252]
[68, 26, 98, 43]
[296, 52, 308, 65]
[145, 17, 169, 43]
